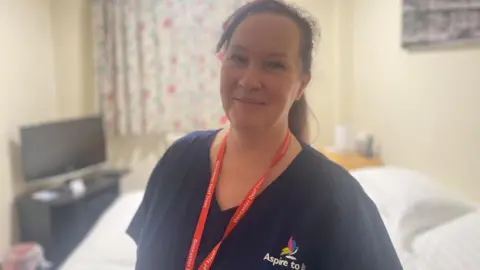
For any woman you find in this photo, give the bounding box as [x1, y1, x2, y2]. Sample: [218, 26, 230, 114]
[127, 1, 402, 269]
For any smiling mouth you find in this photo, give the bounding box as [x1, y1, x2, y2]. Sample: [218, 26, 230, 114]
[233, 97, 265, 105]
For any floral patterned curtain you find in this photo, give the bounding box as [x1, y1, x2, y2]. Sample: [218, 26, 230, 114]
[91, 0, 245, 136]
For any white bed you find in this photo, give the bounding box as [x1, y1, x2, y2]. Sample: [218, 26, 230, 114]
[58, 154, 159, 270]
[351, 166, 480, 270]
[58, 191, 142, 270]
[59, 164, 480, 270]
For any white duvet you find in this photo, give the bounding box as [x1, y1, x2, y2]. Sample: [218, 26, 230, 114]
[60, 166, 480, 270]
[350, 166, 479, 270]
[59, 191, 143, 270]
[412, 210, 480, 270]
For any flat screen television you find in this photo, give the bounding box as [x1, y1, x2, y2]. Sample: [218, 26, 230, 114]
[20, 116, 107, 182]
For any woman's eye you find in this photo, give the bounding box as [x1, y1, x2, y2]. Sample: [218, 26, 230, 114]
[229, 54, 247, 65]
[265, 61, 285, 70]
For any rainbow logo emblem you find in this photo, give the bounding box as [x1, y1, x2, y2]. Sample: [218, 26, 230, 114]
[280, 237, 298, 260]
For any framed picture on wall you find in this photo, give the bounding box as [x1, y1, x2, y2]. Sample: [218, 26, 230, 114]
[402, 0, 480, 48]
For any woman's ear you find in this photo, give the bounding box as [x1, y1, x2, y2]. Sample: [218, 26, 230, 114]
[297, 73, 311, 100]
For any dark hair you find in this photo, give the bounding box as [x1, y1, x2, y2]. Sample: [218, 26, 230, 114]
[216, 0, 319, 142]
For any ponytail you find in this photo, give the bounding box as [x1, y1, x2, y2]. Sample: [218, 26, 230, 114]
[288, 95, 309, 143]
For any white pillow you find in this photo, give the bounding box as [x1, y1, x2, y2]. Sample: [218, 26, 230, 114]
[350, 166, 476, 251]
[412, 210, 480, 270]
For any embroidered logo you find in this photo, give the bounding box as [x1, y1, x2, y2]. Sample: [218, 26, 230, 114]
[281, 237, 298, 260]
[263, 236, 306, 269]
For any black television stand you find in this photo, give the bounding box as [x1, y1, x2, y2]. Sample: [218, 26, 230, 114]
[16, 170, 126, 269]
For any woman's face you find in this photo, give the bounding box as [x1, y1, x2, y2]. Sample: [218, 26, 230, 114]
[220, 13, 310, 131]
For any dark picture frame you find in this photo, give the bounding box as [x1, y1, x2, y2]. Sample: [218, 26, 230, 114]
[402, 0, 480, 48]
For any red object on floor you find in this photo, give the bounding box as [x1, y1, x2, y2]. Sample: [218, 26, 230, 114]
[1, 243, 49, 270]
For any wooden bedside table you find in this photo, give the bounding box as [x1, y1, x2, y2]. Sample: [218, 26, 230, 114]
[319, 148, 383, 170]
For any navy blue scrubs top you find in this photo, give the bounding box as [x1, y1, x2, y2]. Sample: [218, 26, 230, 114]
[127, 130, 403, 270]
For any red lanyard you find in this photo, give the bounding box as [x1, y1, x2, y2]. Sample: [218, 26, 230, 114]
[185, 130, 291, 270]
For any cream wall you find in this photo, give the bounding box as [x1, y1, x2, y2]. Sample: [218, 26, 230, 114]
[333, 0, 354, 124]
[50, 0, 96, 118]
[290, 0, 354, 146]
[294, 0, 337, 146]
[0, 0, 58, 253]
[351, 0, 480, 200]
